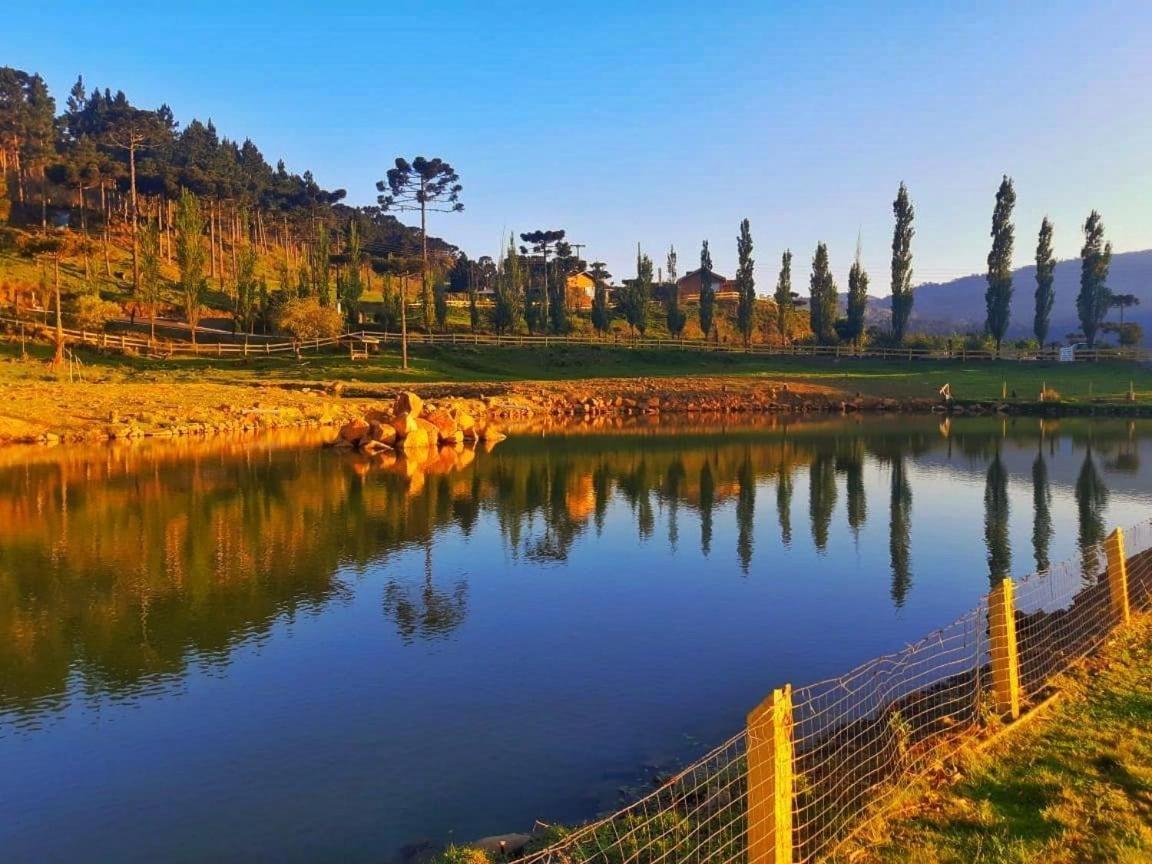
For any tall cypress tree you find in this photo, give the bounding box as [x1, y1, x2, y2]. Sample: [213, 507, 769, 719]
[889, 182, 915, 344]
[698, 239, 715, 340]
[845, 236, 869, 346]
[735, 218, 755, 346]
[1077, 210, 1113, 347]
[1034, 217, 1056, 345]
[809, 241, 837, 344]
[774, 249, 792, 343]
[984, 175, 1016, 354]
[664, 245, 686, 336]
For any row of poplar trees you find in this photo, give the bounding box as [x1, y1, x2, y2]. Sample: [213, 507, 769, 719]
[984, 175, 1117, 351]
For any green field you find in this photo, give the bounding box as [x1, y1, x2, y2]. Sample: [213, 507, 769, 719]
[3, 337, 1151, 403]
[4, 337, 1149, 405]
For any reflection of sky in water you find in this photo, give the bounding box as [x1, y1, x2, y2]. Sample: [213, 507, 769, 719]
[0, 418, 1149, 863]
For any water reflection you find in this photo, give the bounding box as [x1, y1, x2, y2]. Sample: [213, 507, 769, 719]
[2, 418, 1152, 861]
[2, 417, 1148, 721]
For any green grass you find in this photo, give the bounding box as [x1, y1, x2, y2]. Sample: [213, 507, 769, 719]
[3, 337, 1151, 404]
[836, 614, 1152, 863]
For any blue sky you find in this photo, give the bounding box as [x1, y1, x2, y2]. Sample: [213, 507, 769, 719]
[6, 1, 1151, 291]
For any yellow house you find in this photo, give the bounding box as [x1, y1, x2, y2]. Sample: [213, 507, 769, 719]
[565, 271, 597, 310]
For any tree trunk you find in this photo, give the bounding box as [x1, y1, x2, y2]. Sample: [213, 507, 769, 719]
[52, 256, 64, 367]
[129, 143, 140, 291]
[101, 183, 112, 278]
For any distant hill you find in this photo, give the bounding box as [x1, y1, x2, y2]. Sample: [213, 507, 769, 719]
[868, 249, 1152, 345]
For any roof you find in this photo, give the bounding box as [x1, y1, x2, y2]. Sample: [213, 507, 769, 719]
[677, 268, 730, 284]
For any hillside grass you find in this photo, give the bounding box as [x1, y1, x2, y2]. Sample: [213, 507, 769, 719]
[3, 338, 1151, 403]
[834, 612, 1152, 864]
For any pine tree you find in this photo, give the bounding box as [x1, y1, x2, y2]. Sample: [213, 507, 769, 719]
[664, 246, 686, 336]
[890, 182, 915, 344]
[138, 218, 164, 341]
[984, 175, 1016, 354]
[174, 189, 207, 345]
[590, 261, 612, 336]
[337, 218, 365, 326]
[621, 245, 652, 335]
[698, 239, 715, 340]
[845, 237, 869, 346]
[809, 242, 838, 344]
[491, 233, 524, 334]
[1077, 210, 1112, 347]
[1033, 217, 1056, 345]
[735, 219, 755, 346]
[773, 249, 792, 343]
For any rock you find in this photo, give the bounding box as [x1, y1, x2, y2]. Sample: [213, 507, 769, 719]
[480, 424, 506, 443]
[453, 408, 477, 437]
[393, 413, 421, 439]
[339, 418, 369, 443]
[368, 420, 397, 446]
[415, 417, 443, 444]
[424, 410, 458, 442]
[397, 426, 431, 451]
[394, 391, 423, 419]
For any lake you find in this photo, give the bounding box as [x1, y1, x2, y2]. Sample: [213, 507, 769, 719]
[1, 415, 1150, 862]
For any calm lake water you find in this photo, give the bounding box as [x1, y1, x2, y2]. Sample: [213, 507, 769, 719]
[1, 415, 1150, 862]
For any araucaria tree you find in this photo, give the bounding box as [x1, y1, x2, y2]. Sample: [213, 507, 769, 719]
[774, 250, 792, 343]
[809, 242, 837, 344]
[984, 175, 1016, 354]
[174, 189, 207, 344]
[1077, 210, 1112, 347]
[590, 261, 612, 336]
[664, 246, 686, 336]
[889, 182, 915, 344]
[1034, 217, 1056, 345]
[699, 240, 715, 340]
[735, 219, 755, 347]
[376, 156, 463, 368]
[520, 230, 566, 334]
[845, 237, 869, 347]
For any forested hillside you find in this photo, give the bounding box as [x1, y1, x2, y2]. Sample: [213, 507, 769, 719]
[0, 66, 455, 332]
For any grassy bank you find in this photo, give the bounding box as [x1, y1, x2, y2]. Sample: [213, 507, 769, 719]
[5, 337, 1151, 398]
[2, 337, 1151, 442]
[835, 613, 1152, 864]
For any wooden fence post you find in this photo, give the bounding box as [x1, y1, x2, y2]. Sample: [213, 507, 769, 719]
[988, 578, 1021, 720]
[747, 684, 794, 864]
[1104, 528, 1131, 627]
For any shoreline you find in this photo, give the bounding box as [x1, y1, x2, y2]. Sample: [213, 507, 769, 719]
[2, 374, 1150, 448]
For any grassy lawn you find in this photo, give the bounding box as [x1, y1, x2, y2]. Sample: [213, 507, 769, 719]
[4, 338, 1148, 404]
[836, 613, 1152, 864]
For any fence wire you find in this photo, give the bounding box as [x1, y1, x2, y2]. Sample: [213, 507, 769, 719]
[519, 519, 1152, 864]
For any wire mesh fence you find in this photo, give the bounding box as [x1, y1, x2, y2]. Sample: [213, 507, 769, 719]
[519, 519, 1152, 864]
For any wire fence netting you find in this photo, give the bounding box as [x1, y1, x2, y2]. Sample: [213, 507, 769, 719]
[518, 519, 1152, 864]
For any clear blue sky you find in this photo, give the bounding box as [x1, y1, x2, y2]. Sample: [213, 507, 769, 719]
[7, 1, 1151, 292]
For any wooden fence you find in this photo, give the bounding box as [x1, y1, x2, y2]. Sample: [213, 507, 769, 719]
[3, 314, 1149, 364]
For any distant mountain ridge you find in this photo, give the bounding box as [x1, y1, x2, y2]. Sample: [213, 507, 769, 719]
[866, 249, 1151, 345]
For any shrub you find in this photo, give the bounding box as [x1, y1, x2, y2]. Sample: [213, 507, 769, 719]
[275, 297, 344, 341]
[70, 294, 121, 331]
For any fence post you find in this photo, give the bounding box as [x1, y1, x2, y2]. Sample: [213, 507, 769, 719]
[988, 578, 1021, 720]
[1104, 528, 1131, 627]
[746, 684, 794, 864]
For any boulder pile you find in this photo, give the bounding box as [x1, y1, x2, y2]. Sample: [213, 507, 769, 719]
[333, 391, 507, 455]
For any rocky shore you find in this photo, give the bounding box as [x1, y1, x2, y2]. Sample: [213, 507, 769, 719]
[3, 373, 1148, 449]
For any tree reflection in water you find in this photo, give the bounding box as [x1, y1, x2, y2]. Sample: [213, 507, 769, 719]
[0, 417, 1145, 719]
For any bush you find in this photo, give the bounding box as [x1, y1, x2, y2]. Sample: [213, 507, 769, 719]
[70, 294, 121, 331]
[275, 297, 344, 341]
